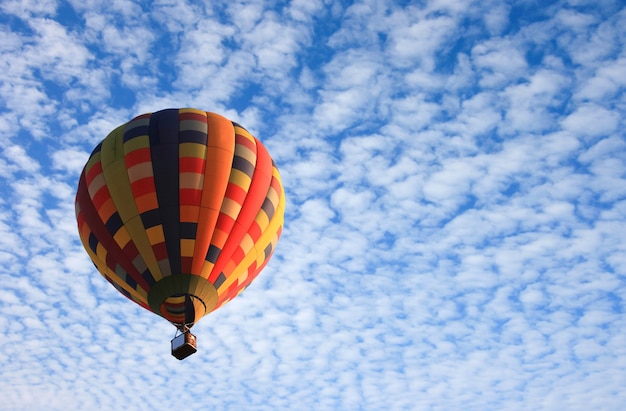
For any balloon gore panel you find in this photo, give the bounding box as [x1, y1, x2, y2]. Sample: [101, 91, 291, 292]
[75, 109, 285, 328]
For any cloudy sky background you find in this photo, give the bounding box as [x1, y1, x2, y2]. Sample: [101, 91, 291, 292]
[1, 0, 625, 410]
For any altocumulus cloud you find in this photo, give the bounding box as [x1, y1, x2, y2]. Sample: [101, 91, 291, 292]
[1, 0, 625, 410]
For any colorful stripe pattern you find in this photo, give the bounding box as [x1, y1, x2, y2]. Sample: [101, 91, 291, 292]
[75, 109, 285, 328]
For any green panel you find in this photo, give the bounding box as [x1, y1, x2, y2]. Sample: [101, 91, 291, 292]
[147, 274, 218, 316]
[189, 275, 219, 309]
[100, 122, 163, 282]
[100, 127, 139, 222]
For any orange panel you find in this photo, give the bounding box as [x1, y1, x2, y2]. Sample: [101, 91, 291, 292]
[190, 113, 235, 276]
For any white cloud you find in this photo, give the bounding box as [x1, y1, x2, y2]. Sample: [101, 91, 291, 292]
[501, 69, 570, 133]
[1, 0, 626, 410]
[0, 0, 57, 18]
[1, 144, 40, 174]
[51, 148, 89, 175]
[482, 3, 511, 35]
[245, 14, 306, 72]
[561, 103, 620, 138]
[472, 37, 529, 88]
[575, 57, 626, 101]
[24, 18, 93, 82]
[151, 0, 201, 32]
[387, 10, 458, 70]
[563, 8, 624, 66]
[288, 0, 324, 22]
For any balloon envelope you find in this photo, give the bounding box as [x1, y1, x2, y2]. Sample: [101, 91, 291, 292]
[75, 108, 285, 328]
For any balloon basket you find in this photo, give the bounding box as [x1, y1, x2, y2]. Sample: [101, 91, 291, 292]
[171, 330, 197, 360]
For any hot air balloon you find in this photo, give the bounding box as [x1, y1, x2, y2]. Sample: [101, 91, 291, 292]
[75, 108, 285, 359]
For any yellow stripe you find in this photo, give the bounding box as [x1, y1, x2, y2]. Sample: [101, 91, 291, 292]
[233, 125, 255, 141]
[180, 107, 206, 116]
[179, 142, 206, 158]
[113, 226, 132, 249]
[146, 225, 165, 245]
[123, 134, 150, 153]
[95, 242, 108, 262]
[258, 228, 281, 267]
[181, 239, 195, 257]
[228, 168, 252, 190]
[254, 209, 270, 231]
[200, 260, 215, 279]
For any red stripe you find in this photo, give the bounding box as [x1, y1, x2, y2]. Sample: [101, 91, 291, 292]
[85, 162, 103, 186]
[180, 188, 202, 206]
[235, 133, 256, 152]
[230, 247, 245, 265]
[219, 281, 243, 305]
[91, 186, 111, 210]
[75, 208, 85, 227]
[122, 241, 140, 261]
[125, 147, 151, 168]
[181, 256, 193, 274]
[215, 214, 235, 234]
[179, 112, 207, 123]
[209, 140, 272, 282]
[152, 242, 168, 261]
[180, 157, 205, 173]
[247, 221, 262, 241]
[270, 173, 281, 192]
[129, 113, 151, 122]
[224, 183, 247, 205]
[131, 177, 156, 197]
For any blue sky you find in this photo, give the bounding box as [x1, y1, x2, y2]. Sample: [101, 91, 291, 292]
[1, 0, 625, 410]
